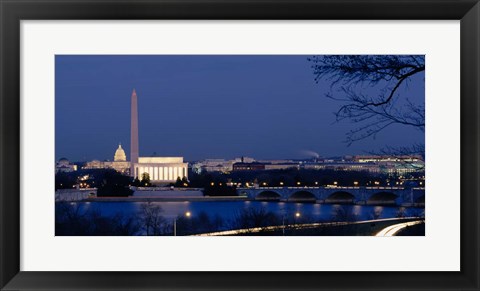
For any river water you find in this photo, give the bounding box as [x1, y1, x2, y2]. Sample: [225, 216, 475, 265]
[73, 200, 425, 223]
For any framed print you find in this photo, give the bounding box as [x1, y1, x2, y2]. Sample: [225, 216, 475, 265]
[1, 0, 479, 290]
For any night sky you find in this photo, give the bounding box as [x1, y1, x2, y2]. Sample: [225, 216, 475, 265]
[55, 55, 424, 162]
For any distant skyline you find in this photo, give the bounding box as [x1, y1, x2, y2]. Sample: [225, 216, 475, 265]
[55, 55, 424, 162]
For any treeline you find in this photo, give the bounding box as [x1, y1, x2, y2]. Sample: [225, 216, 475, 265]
[55, 202, 139, 235]
[55, 201, 226, 236]
[188, 168, 406, 196]
[56, 169, 133, 197]
[56, 167, 422, 198]
[55, 202, 424, 236]
[188, 168, 409, 188]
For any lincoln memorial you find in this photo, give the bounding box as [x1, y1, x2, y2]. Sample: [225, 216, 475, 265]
[129, 89, 188, 183]
[133, 157, 188, 182]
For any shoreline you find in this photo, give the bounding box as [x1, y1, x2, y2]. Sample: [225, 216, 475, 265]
[80, 196, 424, 207]
[84, 196, 249, 202]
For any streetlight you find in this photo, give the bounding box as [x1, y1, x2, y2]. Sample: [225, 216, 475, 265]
[279, 181, 284, 186]
[294, 212, 301, 234]
[174, 211, 192, 236]
[281, 209, 301, 236]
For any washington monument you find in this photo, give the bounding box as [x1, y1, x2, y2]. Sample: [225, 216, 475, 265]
[130, 89, 139, 176]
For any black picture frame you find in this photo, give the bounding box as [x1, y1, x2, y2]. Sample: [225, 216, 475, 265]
[1, 0, 479, 290]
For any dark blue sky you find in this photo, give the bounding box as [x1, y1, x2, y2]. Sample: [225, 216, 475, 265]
[55, 55, 424, 162]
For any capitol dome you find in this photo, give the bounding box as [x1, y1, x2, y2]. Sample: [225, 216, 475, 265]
[114, 144, 127, 162]
[58, 158, 70, 166]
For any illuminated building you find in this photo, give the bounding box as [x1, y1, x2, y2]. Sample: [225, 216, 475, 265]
[83, 144, 130, 174]
[132, 157, 188, 182]
[56, 158, 77, 173]
[111, 144, 130, 173]
[83, 159, 104, 169]
[128, 89, 187, 182]
[353, 155, 423, 163]
[130, 89, 139, 175]
[114, 144, 127, 161]
[232, 162, 266, 171]
[82, 89, 188, 182]
[192, 157, 255, 173]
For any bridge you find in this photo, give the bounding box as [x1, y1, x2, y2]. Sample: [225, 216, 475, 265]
[237, 186, 425, 206]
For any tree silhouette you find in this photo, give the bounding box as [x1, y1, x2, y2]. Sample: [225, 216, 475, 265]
[139, 202, 166, 235]
[96, 169, 133, 197]
[309, 55, 425, 147]
[140, 172, 152, 187]
[174, 177, 183, 187]
[131, 177, 141, 187]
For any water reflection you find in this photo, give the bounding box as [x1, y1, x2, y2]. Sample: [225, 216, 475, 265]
[69, 200, 424, 222]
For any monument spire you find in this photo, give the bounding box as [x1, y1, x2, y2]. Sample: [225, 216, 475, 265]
[130, 88, 139, 177]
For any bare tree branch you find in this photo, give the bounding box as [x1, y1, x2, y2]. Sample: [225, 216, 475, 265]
[309, 55, 425, 145]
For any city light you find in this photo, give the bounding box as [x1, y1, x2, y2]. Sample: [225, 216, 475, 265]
[376, 220, 423, 236]
[54, 55, 426, 238]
